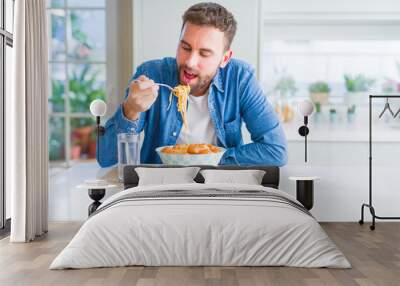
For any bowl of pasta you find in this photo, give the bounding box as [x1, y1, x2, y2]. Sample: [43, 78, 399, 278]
[156, 144, 226, 166]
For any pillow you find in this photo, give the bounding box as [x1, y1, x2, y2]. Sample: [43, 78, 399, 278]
[200, 169, 266, 185]
[135, 167, 200, 186]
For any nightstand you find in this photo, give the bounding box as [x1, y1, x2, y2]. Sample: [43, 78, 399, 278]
[77, 180, 119, 216]
[288, 176, 320, 210]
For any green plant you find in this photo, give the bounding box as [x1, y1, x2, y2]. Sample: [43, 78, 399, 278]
[344, 73, 376, 92]
[70, 117, 96, 129]
[49, 80, 65, 112]
[69, 64, 106, 115]
[329, 108, 337, 113]
[309, 81, 331, 93]
[48, 118, 65, 161]
[315, 102, 321, 113]
[274, 75, 298, 97]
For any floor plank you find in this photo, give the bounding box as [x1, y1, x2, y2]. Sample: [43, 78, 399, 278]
[0, 222, 399, 286]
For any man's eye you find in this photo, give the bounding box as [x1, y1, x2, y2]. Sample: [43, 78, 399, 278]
[182, 46, 191, 51]
[200, 52, 211, 57]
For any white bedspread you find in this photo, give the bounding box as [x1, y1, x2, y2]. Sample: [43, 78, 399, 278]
[50, 183, 350, 269]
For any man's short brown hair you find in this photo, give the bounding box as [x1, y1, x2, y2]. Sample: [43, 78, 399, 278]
[182, 2, 237, 51]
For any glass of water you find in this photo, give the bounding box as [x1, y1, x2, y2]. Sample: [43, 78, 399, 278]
[117, 132, 140, 181]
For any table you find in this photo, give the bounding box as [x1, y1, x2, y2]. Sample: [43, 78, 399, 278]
[288, 176, 320, 210]
[77, 180, 119, 216]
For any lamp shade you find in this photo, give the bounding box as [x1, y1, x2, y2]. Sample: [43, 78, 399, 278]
[299, 99, 314, 116]
[90, 99, 107, 117]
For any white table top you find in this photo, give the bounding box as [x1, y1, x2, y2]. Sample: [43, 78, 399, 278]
[76, 183, 120, 190]
[289, 176, 320, 181]
[76, 178, 120, 190]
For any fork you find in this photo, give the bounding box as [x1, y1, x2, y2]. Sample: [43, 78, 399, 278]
[133, 80, 174, 91]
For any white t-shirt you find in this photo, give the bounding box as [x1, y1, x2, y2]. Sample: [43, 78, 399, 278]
[176, 91, 218, 145]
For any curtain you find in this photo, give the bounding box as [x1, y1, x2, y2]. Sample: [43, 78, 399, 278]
[7, 0, 49, 242]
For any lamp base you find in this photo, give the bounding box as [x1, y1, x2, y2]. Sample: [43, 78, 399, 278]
[88, 188, 106, 216]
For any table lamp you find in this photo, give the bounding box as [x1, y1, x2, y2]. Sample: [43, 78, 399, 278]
[90, 99, 107, 160]
[90, 99, 107, 133]
[82, 99, 108, 215]
[298, 99, 314, 162]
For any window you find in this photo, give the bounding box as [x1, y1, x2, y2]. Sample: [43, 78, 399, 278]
[47, 0, 106, 165]
[262, 13, 400, 132]
[1, 0, 14, 232]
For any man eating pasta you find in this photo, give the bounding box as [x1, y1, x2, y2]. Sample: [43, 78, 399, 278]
[97, 2, 287, 166]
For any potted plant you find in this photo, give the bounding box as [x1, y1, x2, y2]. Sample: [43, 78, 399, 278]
[329, 108, 337, 124]
[312, 102, 322, 123]
[347, 104, 356, 124]
[309, 81, 330, 105]
[344, 73, 376, 106]
[71, 118, 95, 158]
[273, 74, 297, 122]
[315, 102, 321, 113]
[71, 139, 82, 160]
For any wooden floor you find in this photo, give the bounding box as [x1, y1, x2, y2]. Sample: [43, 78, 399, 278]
[0, 222, 399, 286]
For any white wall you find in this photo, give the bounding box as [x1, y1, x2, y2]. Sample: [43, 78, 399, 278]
[262, 0, 400, 40]
[263, 0, 400, 14]
[132, 0, 262, 77]
[282, 142, 400, 222]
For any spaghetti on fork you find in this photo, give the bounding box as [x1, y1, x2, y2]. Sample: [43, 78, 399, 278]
[167, 84, 190, 130]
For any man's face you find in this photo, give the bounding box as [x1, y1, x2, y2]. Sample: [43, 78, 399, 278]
[176, 22, 231, 96]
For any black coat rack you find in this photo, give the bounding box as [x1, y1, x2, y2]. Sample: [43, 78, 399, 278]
[359, 95, 400, 230]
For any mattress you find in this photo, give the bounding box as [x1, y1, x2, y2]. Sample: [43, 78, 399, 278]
[50, 183, 350, 269]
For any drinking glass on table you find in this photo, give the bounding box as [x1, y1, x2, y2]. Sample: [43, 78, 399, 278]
[117, 132, 140, 182]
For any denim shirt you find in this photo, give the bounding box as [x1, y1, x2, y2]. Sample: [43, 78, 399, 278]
[97, 57, 287, 167]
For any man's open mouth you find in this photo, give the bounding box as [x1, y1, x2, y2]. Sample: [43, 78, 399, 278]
[183, 70, 198, 83]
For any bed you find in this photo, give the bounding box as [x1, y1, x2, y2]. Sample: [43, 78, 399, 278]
[50, 165, 350, 269]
